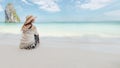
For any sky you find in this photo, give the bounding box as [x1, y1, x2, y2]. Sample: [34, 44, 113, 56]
[0, 0, 120, 22]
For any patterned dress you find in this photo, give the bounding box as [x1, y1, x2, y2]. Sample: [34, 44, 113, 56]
[19, 25, 39, 49]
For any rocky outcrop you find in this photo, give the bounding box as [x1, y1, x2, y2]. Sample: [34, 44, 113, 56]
[5, 3, 20, 23]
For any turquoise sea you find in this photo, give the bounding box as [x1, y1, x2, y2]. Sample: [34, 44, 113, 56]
[0, 21, 120, 37]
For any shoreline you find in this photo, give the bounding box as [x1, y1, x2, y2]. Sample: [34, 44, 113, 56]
[0, 33, 120, 44]
[0, 33, 120, 54]
[0, 33, 120, 68]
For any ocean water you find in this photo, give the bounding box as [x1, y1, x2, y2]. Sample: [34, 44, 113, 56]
[0, 21, 120, 37]
[1, 21, 120, 54]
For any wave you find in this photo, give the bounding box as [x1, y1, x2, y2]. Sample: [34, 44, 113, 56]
[0, 33, 120, 44]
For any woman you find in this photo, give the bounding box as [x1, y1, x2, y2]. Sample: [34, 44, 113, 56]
[19, 15, 40, 49]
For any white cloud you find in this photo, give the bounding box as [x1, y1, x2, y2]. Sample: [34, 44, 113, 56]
[76, 0, 112, 10]
[22, 0, 32, 5]
[31, 0, 60, 12]
[104, 10, 120, 16]
[0, 5, 3, 12]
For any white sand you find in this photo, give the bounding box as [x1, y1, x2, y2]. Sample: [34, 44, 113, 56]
[0, 33, 120, 68]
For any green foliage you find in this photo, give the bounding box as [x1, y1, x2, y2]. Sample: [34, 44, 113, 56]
[13, 10, 20, 22]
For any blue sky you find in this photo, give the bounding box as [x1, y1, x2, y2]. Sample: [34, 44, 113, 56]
[0, 0, 120, 22]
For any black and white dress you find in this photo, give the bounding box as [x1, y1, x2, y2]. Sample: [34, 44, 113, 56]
[19, 25, 39, 49]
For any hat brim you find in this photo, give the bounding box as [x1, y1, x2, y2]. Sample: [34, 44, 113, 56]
[25, 16, 36, 24]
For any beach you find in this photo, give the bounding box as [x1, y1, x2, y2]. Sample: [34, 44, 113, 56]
[0, 33, 120, 68]
[1, 0, 120, 67]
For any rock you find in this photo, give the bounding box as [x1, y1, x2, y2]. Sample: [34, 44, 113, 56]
[5, 3, 20, 23]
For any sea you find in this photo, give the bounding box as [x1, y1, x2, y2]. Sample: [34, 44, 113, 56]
[1, 21, 120, 54]
[0, 21, 120, 37]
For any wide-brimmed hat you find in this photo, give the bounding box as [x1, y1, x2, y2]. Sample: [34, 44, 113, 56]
[25, 15, 36, 24]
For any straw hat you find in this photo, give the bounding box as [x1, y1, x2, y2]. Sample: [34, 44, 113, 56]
[25, 15, 36, 25]
[21, 15, 36, 31]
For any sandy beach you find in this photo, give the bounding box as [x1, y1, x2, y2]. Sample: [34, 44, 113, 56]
[1, 0, 120, 67]
[0, 33, 120, 68]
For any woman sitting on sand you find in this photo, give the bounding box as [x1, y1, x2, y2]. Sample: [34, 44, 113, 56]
[19, 15, 40, 49]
